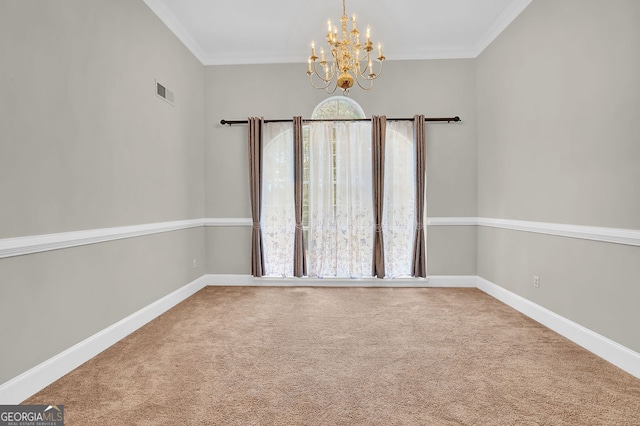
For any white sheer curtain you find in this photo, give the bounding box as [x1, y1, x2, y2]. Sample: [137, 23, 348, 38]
[261, 118, 418, 279]
[306, 121, 335, 277]
[307, 121, 374, 278]
[261, 122, 294, 277]
[382, 121, 415, 277]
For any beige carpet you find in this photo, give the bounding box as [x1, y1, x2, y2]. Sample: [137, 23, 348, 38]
[26, 287, 640, 425]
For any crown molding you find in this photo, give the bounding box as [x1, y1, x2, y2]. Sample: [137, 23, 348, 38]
[200, 47, 479, 66]
[143, 0, 207, 64]
[145, 0, 532, 66]
[472, 0, 533, 56]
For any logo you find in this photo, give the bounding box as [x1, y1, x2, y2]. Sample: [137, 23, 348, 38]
[0, 405, 64, 426]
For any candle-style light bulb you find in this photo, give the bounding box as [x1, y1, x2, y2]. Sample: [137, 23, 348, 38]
[311, 41, 316, 57]
[327, 20, 332, 33]
[352, 14, 357, 29]
[307, 58, 312, 73]
[321, 48, 325, 62]
[366, 26, 371, 41]
[378, 43, 382, 57]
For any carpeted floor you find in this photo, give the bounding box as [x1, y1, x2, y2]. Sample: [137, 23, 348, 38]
[26, 287, 640, 425]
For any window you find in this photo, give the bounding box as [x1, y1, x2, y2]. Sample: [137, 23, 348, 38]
[262, 98, 418, 278]
[305, 118, 373, 278]
[304, 97, 366, 229]
[311, 96, 366, 120]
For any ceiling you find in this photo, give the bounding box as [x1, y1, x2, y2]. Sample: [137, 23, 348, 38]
[143, 0, 532, 66]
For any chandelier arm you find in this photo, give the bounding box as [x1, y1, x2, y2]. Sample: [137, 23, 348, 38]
[374, 59, 384, 77]
[308, 73, 332, 90]
[326, 61, 338, 82]
[357, 51, 374, 78]
[312, 61, 331, 84]
[358, 58, 384, 81]
[326, 80, 339, 94]
[355, 76, 374, 91]
[311, 60, 336, 84]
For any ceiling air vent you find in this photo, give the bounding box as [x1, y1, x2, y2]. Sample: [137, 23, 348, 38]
[155, 80, 175, 105]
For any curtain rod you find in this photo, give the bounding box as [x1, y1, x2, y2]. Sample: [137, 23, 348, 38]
[220, 116, 460, 126]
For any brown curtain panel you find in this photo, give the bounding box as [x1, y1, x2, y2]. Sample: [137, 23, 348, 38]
[412, 115, 427, 277]
[372, 115, 386, 278]
[248, 117, 265, 277]
[293, 116, 307, 277]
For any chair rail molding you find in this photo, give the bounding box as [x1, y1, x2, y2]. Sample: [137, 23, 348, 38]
[0, 219, 206, 259]
[476, 217, 640, 247]
[2, 216, 638, 260]
[204, 218, 253, 227]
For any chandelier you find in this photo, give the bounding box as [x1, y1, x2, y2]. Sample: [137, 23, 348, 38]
[306, 0, 385, 95]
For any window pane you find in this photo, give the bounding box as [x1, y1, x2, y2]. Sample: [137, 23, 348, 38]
[311, 96, 365, 120]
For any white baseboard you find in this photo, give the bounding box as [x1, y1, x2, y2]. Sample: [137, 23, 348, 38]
[3, 274, 637, 404]
[476, 276, 640, 379]
[0, 275, 209, 404]
[424, 275, 477, 287]
[200, 273, 640, 379]
[204, 274, 477, 288]
[203, 274, 255, 286]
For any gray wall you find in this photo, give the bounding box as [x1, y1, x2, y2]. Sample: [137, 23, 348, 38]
[0, 0, 205, 383]
[477, 0, 640, 351]
[205, 60, 478, 275]
[4, 0, 638, 390]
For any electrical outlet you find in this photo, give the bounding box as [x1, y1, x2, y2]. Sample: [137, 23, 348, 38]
[533, 276, 540, 288]
[192, 259, 197, 269]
